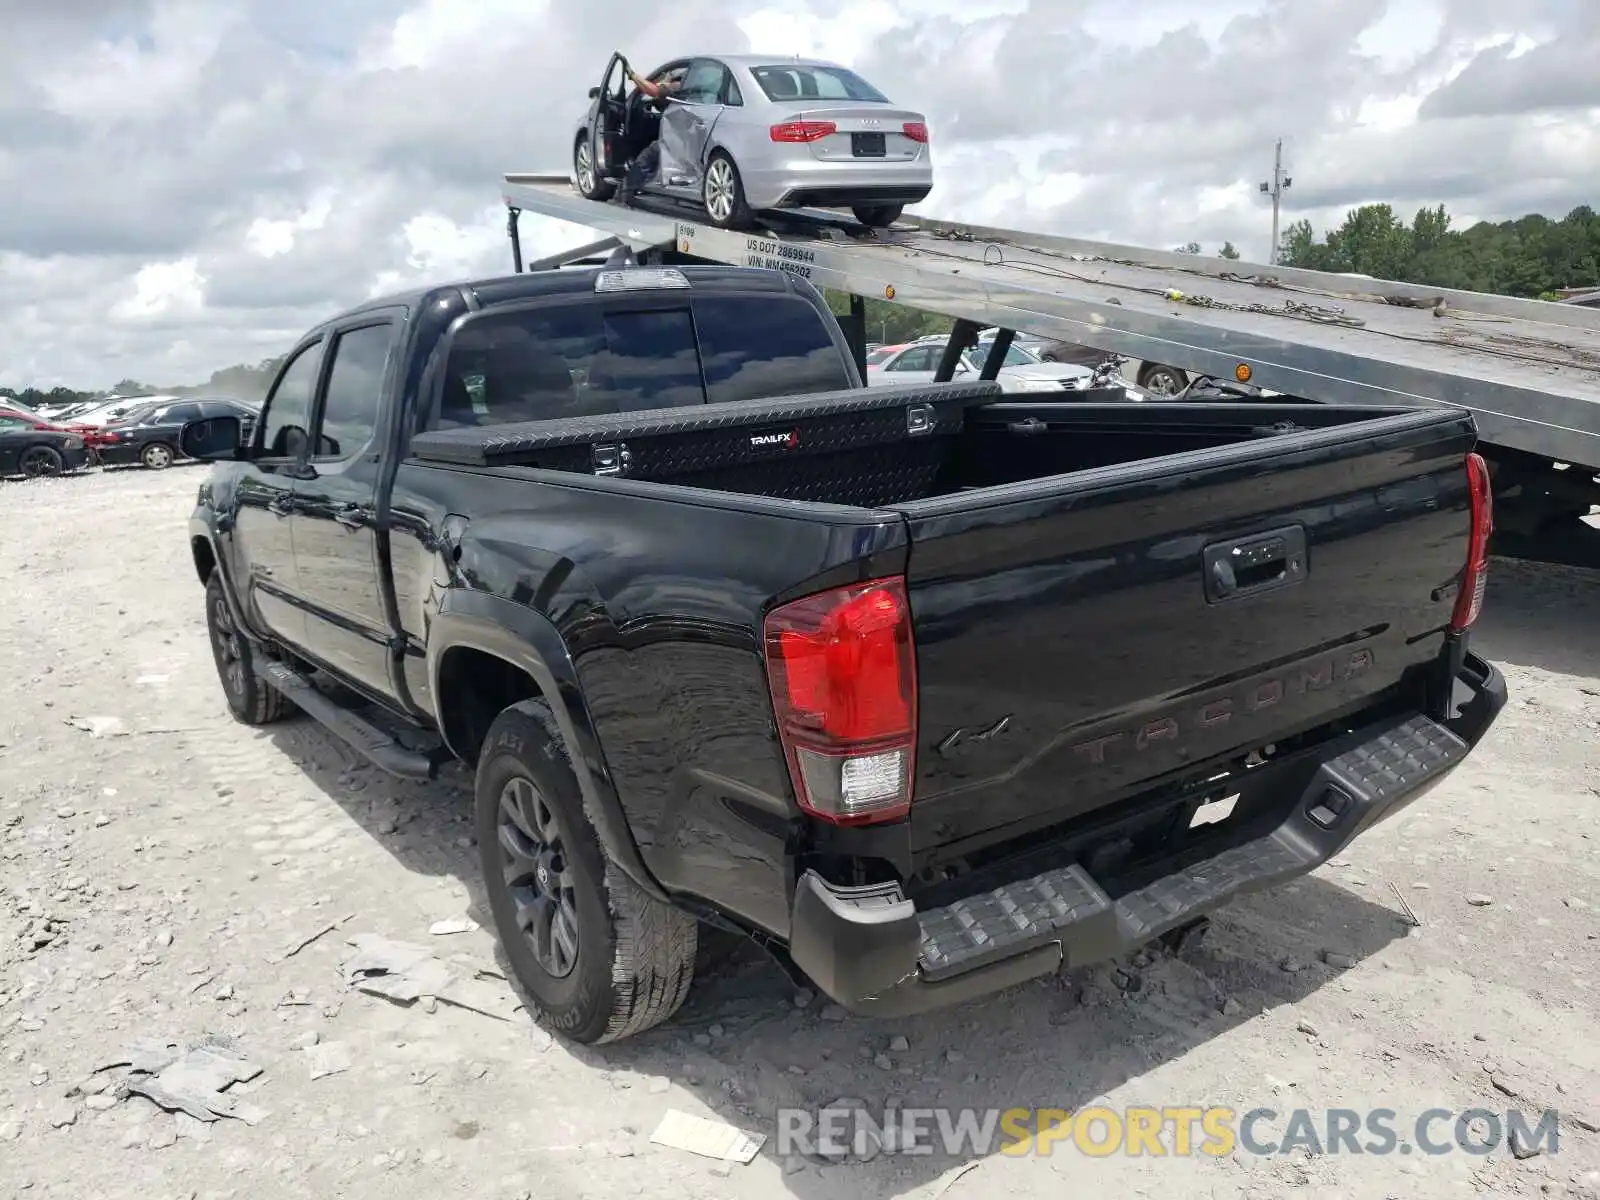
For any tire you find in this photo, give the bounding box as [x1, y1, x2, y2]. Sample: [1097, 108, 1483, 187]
[141, 441, 175, 470]
[204, 571, 294, 725]
[852, 204, 903, 229]
[702, 151, 753, 230]
[574, 132, 615, 202]
[1138, 364, 1189, 396]
[19, 445, 64, 478]
[476, 699, 697, 1044]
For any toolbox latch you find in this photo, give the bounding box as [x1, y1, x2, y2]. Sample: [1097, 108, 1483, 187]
[591, 443, 632, 476]
[906, 404, 934, 436]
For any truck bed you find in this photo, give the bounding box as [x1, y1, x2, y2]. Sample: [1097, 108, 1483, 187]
[407, 380, 1434, 510]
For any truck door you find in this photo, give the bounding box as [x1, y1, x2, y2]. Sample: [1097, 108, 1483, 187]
[659, 58, 729, 194]
[287, 317, 398, 699]
[232, 339, 322, 646]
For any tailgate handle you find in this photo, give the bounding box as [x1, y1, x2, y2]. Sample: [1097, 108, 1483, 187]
[1203, 525, 1307, 604]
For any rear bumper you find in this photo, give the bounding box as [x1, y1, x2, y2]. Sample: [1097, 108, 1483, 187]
[94, 442, 144, 465]
[789, 651, 1507, 1018]
[739, 154, 933, 211]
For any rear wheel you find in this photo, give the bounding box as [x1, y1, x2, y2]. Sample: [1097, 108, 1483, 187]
[574, 133, 615, 202]
[141, 441, 175, 470]
[702, 152, 752, 230]
[477, 700, 697, 1044]
[852, 204, 903, 229]
[19, 445, 63, 478]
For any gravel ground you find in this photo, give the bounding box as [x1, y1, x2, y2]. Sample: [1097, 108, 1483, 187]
[2, 466, 1598, 1200]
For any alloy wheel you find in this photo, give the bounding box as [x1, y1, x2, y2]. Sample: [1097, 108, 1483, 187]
[705, 160, 735, 224]
[576, 141, 595, 193]
[209, 591, 246, 699]
[497, 776, 581, 978]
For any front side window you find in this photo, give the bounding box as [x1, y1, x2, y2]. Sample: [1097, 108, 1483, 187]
[679, 59, 727, 104]
[314, 324, 392, 460]
[258, 341, 322, 459]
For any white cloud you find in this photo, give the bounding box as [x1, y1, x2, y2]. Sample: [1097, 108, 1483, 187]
[111, 258, 206, 320]
[0, 0, 1595, 389]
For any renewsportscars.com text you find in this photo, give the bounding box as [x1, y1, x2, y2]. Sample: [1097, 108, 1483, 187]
[776, 1104, 1565, 1159]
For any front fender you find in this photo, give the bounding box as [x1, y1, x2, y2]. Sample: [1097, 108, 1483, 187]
[427, 588, 668, 904]
[189, 508, 256, 639]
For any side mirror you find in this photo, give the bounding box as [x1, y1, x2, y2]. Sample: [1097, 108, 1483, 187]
[588, 86, 601, 99]
[180, 415, 243, 460]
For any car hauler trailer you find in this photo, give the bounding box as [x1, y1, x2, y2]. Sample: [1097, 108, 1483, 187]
[502, 171, 1600, 533]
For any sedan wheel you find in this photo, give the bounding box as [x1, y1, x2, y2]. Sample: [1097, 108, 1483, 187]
[19, 446, 64, 478]
[574, 134, 615, 201]
[141, 442, 175, 470]
[702, 153, 751, 230]
[1140, 365, 1188, 396]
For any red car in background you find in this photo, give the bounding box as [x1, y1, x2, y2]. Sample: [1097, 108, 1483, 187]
[0, 405, 93, 478]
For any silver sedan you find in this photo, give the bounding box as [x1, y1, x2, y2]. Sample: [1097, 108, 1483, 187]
[574, 53, 933, 230]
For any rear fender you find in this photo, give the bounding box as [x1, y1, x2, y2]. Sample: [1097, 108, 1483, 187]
[427, 589, 668, 903]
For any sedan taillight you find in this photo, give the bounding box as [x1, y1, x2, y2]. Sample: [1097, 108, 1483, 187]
[902, 121, 929, 143]
[770, 120, 837, 143]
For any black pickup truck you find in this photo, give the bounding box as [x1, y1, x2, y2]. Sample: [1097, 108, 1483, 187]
[183, 261, 1505, 1044]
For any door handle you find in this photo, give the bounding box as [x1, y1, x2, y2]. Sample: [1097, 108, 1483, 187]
[334, 503, 365, 531]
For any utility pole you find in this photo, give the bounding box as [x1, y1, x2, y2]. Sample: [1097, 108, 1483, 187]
[1259, 139, 1292, 264]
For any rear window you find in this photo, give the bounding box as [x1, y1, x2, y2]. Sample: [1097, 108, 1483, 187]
[750, 65, 888, 103]
[694, 296, 851, 403]
[434, 294, 849, 428]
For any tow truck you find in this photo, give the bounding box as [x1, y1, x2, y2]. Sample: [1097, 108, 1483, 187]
[502, 171, 1600, 535]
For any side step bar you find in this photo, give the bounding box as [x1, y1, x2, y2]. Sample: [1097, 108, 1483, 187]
[256, 660, 445, 780]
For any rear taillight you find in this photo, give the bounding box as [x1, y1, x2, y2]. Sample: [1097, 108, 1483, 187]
[902, 121, 929, 143]
[770, 120, 837, 143]
[763, 577, 918, 826]
[1450, 452, 1493, 631]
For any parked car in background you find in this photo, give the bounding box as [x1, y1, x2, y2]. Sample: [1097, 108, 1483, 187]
[98, 398, 259, 470]
[0, 410, 91, 478]
[867, 338, 1103, 394]
[1030, 340, 1190, 394]
[576, 52, 931, 229]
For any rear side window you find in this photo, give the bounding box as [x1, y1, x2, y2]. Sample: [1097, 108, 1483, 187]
[436, 305, 704, 428]
[693, 296, 852, 403]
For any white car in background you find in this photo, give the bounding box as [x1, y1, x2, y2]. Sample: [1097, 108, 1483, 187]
[866, 338, 1145, 398]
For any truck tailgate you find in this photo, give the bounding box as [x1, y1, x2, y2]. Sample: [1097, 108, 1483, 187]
[893, 406, 1478, 858]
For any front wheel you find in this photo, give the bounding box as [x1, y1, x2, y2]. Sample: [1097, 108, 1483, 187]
[141, 441, 175, 470]
[702, 152, 752, 230]
[205, 572, 293, 725]
[1138, 364, 1189, 396]
[574, 133, 615, 202]
[19, 445, 64, 478]
[852, 204, 903, 229]
[477, 700, 697, 1044]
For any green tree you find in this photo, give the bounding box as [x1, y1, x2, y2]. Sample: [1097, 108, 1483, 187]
[1278, 202, 1600, 298]
[1175, 241, 1202, 255]
[825, 291, 953, 345]
[1218, 241, 1241, 260]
